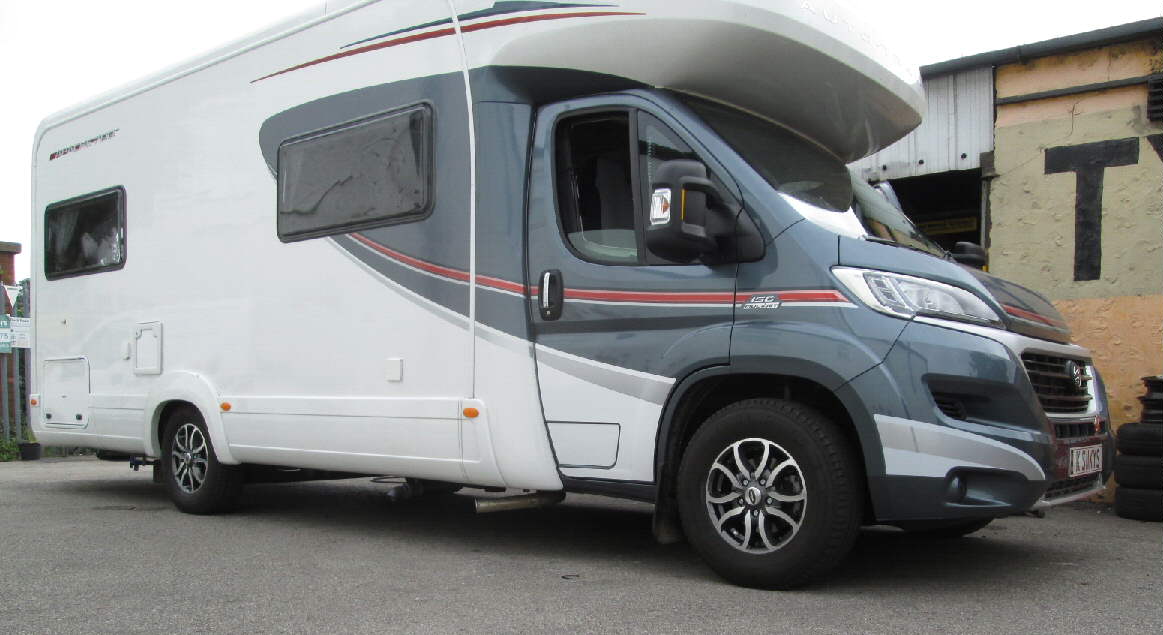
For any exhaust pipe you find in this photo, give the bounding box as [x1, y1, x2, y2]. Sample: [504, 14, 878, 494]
[474, 491, 565, 514]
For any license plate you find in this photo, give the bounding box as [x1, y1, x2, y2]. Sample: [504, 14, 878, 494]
[1069, 445, 1103, 477]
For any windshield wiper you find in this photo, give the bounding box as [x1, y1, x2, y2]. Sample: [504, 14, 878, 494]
[864, 235, 952, 260]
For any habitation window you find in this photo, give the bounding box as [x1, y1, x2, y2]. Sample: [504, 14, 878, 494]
[44, 187, 126, 280]
[277, 103, 433, 242]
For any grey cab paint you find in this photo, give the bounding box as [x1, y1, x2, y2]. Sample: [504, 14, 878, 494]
[253, 66, 1113, 524]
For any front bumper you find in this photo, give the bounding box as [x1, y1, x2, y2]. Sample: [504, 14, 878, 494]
[850, 318, 1114, 522]
[1032, 473, 1105, 509]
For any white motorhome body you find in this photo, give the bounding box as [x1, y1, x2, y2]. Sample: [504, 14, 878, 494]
[32, 0, 919, 488]
[35, 0, 1108, 588]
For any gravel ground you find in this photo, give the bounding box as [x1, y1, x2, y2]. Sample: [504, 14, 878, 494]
[0, 457, 1159, 634]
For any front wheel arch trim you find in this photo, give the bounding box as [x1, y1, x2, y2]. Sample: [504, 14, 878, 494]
[653, 361, 881, 511]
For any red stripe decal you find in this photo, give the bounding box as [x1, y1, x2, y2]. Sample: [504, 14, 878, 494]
[477, 273, 529, 295]
[777, 290, 848, 303]
[253, 11, 642, 83]
[351, 233, 530, 294]
[351, 234, 846, 306]
[734, 290, 848, 303]
[565, 289, 735, 303]
[1003, 304, 1066, 328]
[352, 233, 468, 280]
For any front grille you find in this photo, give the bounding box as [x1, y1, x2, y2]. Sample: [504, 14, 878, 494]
[932, 393, 967, 420]
[1043, 474, 1100, 500]
[1021, 353, 1092, 415]
[1054, 420, 1104, 440]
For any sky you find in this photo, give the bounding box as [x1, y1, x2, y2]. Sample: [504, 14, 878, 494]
[1, 0, 1160, 281]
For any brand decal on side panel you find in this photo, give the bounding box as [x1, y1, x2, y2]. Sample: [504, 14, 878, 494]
[48, 129, 119, 161]
[737, 290, 850, 310]
[739, 295, 780, 310]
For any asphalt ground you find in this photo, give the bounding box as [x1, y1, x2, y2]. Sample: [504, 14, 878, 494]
[1, 457, 1159, 634]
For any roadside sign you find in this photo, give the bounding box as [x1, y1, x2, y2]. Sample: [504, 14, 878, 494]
[9, 317, 30, 349]
[0, 314, 10, 354]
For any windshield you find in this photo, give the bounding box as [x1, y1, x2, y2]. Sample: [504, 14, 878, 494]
[849, 174, 947, 258]
[684, 96, 946, 259]
[683, 97, 853, 213]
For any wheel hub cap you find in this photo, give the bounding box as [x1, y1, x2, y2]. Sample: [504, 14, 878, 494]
[171, 423, 208, 494]
[704, 437, 807, 554]
[744, 486, 763, 507]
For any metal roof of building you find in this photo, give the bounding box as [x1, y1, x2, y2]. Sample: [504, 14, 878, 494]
[921, 17, 1163, 78]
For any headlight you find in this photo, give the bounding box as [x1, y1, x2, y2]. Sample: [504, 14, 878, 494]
[833, 267, 1001, 325]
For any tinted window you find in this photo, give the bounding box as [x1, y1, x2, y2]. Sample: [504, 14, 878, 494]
[554, 112, 639, 264]
[637, 112, 700, 207]
[850, 175, 947, 258]
[277, 104, 432, 241]
[44, 187, 126, 279]
[684, 97, 852, 213]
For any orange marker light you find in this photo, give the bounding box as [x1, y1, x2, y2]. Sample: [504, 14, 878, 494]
[220, 402, 232, 412]
[29, 398, 38, 407]
[463, 407, 479, 419]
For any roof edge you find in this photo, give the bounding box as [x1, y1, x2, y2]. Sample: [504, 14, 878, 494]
[920, 16, 1163, 78]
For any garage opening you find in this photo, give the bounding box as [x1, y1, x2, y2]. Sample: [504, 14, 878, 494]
[883, 168, 984, 254]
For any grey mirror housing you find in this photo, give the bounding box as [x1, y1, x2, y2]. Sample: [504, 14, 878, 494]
[952, 241, 987, 269]
[645, 160, 721, 262]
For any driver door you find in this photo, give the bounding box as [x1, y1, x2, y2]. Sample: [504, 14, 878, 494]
[525, 95, 740, 485]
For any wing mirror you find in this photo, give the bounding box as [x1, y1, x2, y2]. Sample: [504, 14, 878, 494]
[645, 160, 723, 262]
[952, 241, 987, 269]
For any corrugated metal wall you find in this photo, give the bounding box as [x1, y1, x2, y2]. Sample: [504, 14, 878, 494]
[851, 67, 994, 181]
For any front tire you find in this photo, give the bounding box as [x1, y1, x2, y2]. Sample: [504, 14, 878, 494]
[677, 398, 863, 589]
[161, 405, 243, 514]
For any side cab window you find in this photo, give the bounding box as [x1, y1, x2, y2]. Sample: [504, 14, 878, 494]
[554, 111, 639, 264]
[553, 108, 739, 266]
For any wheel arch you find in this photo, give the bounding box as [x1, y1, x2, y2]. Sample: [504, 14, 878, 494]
[654, 363, 878, 522]
[143, 371, 237, 464]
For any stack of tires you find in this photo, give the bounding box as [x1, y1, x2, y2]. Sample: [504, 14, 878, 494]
[1114, 376, 1163, 521]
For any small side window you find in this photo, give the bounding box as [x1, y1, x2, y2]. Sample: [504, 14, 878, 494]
[637, 112, 700, 206]
[554, 112, 640, 265]
[44, 187, 126, 280]
[277, 103, 433, 242]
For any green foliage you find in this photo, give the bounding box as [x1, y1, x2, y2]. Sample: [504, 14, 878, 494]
[0, 428, 37, 461]
[0, 438, 17, 462]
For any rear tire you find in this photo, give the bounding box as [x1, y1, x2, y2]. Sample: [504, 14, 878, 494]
[676, 398, 863, 589]
[161, 405, 243, 514]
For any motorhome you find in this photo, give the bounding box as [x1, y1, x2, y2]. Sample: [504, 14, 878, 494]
[30, 0, 1113, 588]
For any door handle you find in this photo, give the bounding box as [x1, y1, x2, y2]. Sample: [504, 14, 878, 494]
[539, 269, 563, 321]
